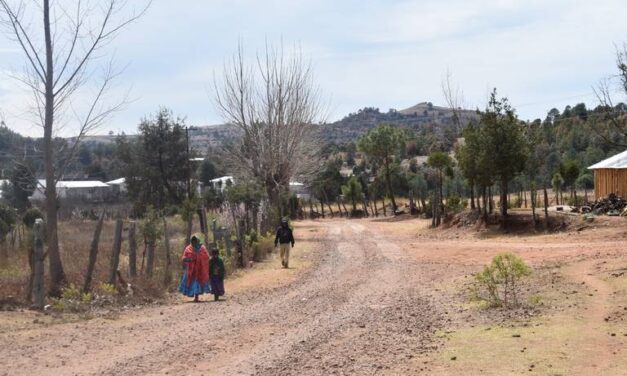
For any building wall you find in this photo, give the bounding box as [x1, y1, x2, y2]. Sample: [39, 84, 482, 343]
[594, 169, 627, 198]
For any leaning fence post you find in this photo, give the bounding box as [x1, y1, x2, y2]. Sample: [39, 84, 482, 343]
[223, 227, 232, 257]
[212, 219, 218, 242]
[32, 218, 45, 310]
[128, 221, 137, 277]
[108, 218, 124, 285]
[83, 211, 105, 292]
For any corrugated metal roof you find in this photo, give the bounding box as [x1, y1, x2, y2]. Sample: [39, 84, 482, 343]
[106, 178, 125, 185]
[37, 180, 110, 188]
[210, 176, 233, 183]
[588, 150, 627, 169]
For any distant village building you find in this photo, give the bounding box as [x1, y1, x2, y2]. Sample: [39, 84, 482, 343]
[0, 179, 9, 200]
[30, 180, 112, 203]
[588, 150, 627, 198]
[105, 178, 127, 195]
[289, 181, 311, 200]
[209, 176, 234, 192]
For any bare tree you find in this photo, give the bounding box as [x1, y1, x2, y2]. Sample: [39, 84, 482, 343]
[214, 42, 325, 225]
[441, 68, 466, 135]
[0, 0, 149, 295]
[593, 43, 627, 148]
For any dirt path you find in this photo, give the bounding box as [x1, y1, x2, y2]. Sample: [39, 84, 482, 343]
[564, 259, 617, 375]
[1, 217, 626, 375]
[0, 220, 444, 376]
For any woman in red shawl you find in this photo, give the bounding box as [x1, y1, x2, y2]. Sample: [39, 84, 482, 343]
[178, 235, 210, 302]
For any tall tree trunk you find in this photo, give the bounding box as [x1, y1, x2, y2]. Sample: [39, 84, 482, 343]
[43, 0, 65, 296]
[341, 200, 349, 216]
[83, 212, 105, 292]
[470, 183, 475, 210]
[32, 219, 45, 310]
[327, 201, 335, 217]
[382, 197, 387, 216]
[373, 198, 379, 217]
[543, 185, 549, 229]
[185, 213, 193, 245]
[336, 201, 343, 217]
[482, 186, 488, 221]
[437, 170, 444, 223]
[531, 185, 537, 225]
[500, 180, 508, 218]
[162, 217, 172, 285]
[488, 186, 494, 214]
[0, 238, 7, 268]
[384, 160, 397, 213]
[320, 199, 325, 218]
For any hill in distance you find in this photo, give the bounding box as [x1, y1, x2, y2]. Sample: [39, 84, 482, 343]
[320, 102, 478, 144]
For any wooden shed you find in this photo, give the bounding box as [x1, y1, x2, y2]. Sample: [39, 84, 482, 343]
[588, 150, 627, 198]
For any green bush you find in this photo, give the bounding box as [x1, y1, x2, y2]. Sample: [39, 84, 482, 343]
[51, 284, 93, 312]
[22, 207, 44, 228]
[475, 252, 531, 308]
[445, 196, 465, 213]
[566, 196, 585, 206]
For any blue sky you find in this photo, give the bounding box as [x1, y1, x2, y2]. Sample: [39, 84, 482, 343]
[0, 0, 626, 137]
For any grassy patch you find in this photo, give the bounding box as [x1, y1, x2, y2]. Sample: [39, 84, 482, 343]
[432, 315, 583, 375]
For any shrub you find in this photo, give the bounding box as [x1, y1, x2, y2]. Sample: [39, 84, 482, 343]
[566, 196, 585, 206]
[475, 252, 531, 308]
[445, 196, 465, 213]
[51, 284, 93, 312]
[22, 207, 44, 228]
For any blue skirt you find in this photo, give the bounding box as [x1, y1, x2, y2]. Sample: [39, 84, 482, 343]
[178, 273, 211, 297]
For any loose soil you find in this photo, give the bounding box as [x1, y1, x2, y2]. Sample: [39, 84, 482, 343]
[0, 216, 625, 375]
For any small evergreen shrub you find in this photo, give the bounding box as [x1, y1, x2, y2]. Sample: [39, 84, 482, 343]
[475, 252, 531, 308]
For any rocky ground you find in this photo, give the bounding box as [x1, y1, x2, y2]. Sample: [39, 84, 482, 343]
[0, 215, 625, 375]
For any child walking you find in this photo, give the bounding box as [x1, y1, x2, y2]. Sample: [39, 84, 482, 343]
[209, 246, 225, 301]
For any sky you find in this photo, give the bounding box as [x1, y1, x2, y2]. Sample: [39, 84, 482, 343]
[0, 0, 626, 137]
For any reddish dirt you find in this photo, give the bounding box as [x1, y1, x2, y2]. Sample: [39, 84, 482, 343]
[0, 216, 625, 375]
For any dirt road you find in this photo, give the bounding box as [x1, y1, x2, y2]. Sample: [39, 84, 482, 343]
[0, 220, 445, 375]
[1, 217, 625, 375]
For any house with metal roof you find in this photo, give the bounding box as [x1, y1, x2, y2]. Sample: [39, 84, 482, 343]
[588, 150, 627, 198]
[30, 180, 111, 203]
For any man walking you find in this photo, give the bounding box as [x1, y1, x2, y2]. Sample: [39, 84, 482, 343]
[274, 218, 295, 268]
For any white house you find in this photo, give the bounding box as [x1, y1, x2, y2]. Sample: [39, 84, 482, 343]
[289, 181, 311, 200]
[209, 176, 234, 192]
[106, 177, 127, 194]
[30, 180, 111, 202]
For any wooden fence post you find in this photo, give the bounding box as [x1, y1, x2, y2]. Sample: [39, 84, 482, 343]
[237, 219, 246, 268]
[212, 219, 218, 243]
[162, 217, 172, 285]
[223, 227, 232, 257]
[31, 219, 45, 310]
[108, 218, 123, 285]
[128, 222, 137, 277]
[83, 211, 105, 292]
[200, 208, 210, 245]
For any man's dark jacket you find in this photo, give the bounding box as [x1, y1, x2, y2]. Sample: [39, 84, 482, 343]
[275, 225, 295, 247]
